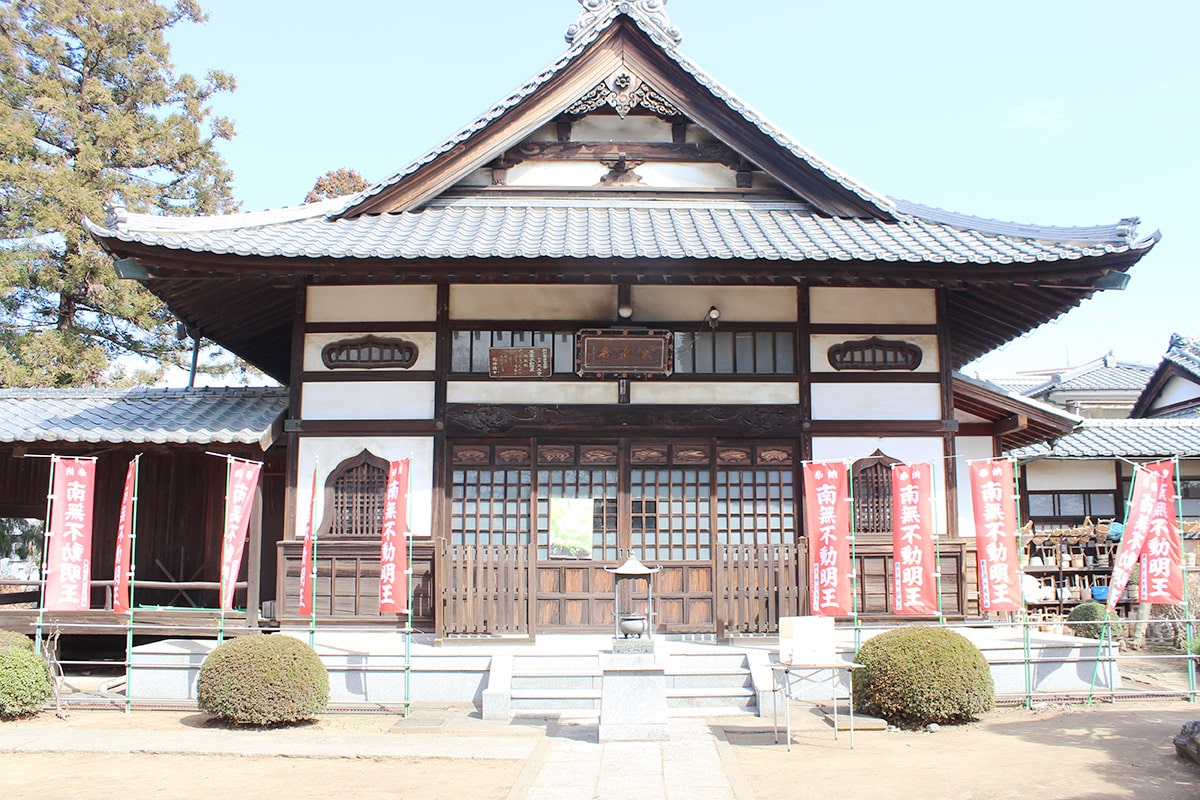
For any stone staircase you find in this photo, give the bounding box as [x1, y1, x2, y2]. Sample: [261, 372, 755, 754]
[501, 649, 757, 719]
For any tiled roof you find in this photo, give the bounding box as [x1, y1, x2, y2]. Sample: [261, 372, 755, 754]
[85, 195, 1150, 266]
[988, 356, 1153, 399]
[1164, 334, 1200, 380]
[988, 375, 1050, 395]
[1049, 363, 1153, 392]
[1009, 418, 1200, 460]
[1130, 333, 1200, 418]
[0, 387, 288, 450]
[339, 5, 898, 220]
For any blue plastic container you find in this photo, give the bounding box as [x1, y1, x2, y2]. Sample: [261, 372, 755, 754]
[1091, 586, 1109, 602]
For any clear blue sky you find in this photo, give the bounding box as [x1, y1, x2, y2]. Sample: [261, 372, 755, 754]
[166, 0, 1199, 378]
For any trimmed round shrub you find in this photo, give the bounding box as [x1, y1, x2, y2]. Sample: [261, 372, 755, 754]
[0, 631, 35, 651]
[0, 646, 52, 719]
[198, 635, 329, 726]
[1066, 601, 1119, 639]
[853, 626, 994, 729]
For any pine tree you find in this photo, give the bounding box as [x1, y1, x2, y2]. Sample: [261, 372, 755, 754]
[0, 0, 237, 386]
[305, 168, 371, 203]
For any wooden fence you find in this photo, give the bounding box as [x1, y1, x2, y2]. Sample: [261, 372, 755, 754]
[715, 542, 804, 635]
[441, 543, 530, 635]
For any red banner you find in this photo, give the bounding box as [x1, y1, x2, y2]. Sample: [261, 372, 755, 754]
[111, 457, 138, 615]
[891, 462, 938, 615]
[297, 466, 318, 617]
[1108, 461, 1182, 610]
[803, 461, 852, 616]
[969, 459, 1022, 613]
[379, 458, 411, 614]
[1139, 460, 1183, 604]
[219, 458, 262, 611]
[45, 457, 96, 611]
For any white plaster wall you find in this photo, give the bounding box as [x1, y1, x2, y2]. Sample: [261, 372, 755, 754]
[1023, 460, 1115, 491]
[302, 382, 435, 420]
[303, 332, 437, 372]
[810, 384, 941, 420]
[631, 381, 799, 405]
[307, 286, 438, 323]
[450, 285, 615, 320]
[1151, 375, 1200, 409]
[457, 168, 492, 187]
[505, 161, 607, 186]
[954, 409, 990, 423]
[295, 437, 434, 539]
[630, 286, 797, 323]
[633, 163, 737, 188]
[810, 437, 949, 533]
[955, 437, 996, 539]
[809, 334, 939, 374]
[447, 381, 619, 404]
[572, 115, 674, 142]
[809, 288, 937, 325]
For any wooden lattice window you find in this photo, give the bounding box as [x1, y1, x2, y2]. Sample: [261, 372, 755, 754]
[318, 450, 389, 538]
[321, 335, 418, 369]
[853, 450, 900, 538]
[450, 444, 532, 547]
[828, 337, 922, 371]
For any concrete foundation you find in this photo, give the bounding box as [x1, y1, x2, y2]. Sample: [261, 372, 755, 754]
[598, 652, 670, 741]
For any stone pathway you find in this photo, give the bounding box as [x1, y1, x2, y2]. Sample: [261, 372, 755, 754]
[509, 717, 750, 800]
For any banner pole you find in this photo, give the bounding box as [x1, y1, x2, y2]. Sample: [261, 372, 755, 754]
[123, 455, 141, 714]
[1009, 457, 1033, 709]
[932, 460, 946, 626]
[217, 455, 232, 643]
[848, 468, 860, 651]
[307, 459, 319, 649]
[35, 456, 59, 655]
[1085, 621, 1108, 705]
[402, 457, 413, 717]
[405, 526, 413, 717]
[1176, 456, 1195, 704]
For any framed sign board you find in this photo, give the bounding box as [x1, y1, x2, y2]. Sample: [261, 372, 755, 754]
[489, 347, 553, 378]
[576, 329, 673, 378]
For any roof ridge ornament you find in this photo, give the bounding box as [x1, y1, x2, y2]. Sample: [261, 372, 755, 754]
[565, 0, 682, 47]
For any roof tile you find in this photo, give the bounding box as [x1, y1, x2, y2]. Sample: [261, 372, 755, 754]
[1010, 418, 1200, 459]
[0, 388, 288, 450]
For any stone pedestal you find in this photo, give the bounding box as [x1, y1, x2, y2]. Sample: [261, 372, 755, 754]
[598, 651, 669, 741]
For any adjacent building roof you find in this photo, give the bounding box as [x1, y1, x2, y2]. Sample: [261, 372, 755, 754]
[0, 387, 288, 450]
[993, 353, 1153, 395]
[952, 373, 1081, 450]
[1010, 418, 1200, 460]
[1132, 334, 1200, 418]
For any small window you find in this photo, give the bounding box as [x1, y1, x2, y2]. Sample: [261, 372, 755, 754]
[852, 450, 900, 539]
[318, 450, 389, 538]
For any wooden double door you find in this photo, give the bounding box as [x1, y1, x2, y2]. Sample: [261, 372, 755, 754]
[443, 438, 802, 635]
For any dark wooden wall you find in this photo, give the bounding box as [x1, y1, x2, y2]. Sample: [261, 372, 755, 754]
[0, 443, 285, 610]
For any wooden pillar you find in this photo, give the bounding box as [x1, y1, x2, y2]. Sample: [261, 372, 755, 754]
[433, 283, 451, 640]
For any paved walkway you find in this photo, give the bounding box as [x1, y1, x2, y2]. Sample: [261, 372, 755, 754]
[512, 717, 750, 800]
[0, 704, 755, 800]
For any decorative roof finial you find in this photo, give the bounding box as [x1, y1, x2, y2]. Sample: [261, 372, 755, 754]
[565, 0, 682, 48]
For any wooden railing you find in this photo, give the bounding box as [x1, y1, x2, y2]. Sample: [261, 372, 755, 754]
[853, 540, 968, 618]
[275, 540, 434, 626]
[441, 542, 530, 636]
